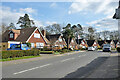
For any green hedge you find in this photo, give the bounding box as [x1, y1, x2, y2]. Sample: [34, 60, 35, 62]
[2, 49, 40, 59]
[40, 51, 54, 54]
[117, 47, 120, 52]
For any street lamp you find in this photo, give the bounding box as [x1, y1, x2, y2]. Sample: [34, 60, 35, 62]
[113, 0, 120, 41]
[113, 0, 120, 52]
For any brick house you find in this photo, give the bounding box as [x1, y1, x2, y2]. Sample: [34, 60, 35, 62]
[80, 39, 88, 48]
[2, 27, 49, 50]
[86, 40, 98, 48]
[113, 40, 118, 48]
[97, 40, 105, 48]
[46, 34, 67, 50]
[69, 38, 78, 50]
[76, 39, 87, 49]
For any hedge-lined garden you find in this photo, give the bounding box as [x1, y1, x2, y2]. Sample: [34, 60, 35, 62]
[2, 49, 40, 59]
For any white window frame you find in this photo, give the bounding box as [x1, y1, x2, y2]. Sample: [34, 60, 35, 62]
[36, 43, 44, 48]
[34, 33, 40, 38]
[10, 33, 14, 38]
[31, 43, 35, 48]
[59, 38, 62, 42]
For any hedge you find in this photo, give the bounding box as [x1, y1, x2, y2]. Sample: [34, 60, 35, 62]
[2, 49, 40, 59]
[117, 47, 120, 52]
[40, 51, 54, 54]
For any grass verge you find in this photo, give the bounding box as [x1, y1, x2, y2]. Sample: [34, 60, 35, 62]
[0, 55, 40, 62]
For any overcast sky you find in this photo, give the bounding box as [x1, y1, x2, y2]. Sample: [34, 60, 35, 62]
[1, 0, 119, 32]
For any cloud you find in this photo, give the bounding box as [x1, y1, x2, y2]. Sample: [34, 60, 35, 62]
[19, 8, 36, 13]
[1, 6, 42, 29]
[68, 0, 118, 17]
[50, 3, 57, 8]
[68, 0, 118, 32]
[87, 17, 118, 32]
[1, 6, 24, 28]
[45, 21, 57, 25]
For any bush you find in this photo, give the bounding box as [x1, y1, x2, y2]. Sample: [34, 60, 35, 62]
[2, 49, 40, 59]
[25, 42, 31, 47]
[117, 47, 120, 52]
[40, 51, 54, 54]
[60, 49, 70, 53]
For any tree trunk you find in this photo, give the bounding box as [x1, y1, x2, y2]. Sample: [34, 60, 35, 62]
[67, 38, 70, 50]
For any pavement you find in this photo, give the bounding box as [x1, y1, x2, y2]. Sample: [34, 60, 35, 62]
[1, 50, 120, 79]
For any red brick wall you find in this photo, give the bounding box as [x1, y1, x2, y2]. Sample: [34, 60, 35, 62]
[28, 29, 46, 45]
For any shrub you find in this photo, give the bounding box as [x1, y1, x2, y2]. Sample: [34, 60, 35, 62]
[60, 49, 70, 53]
[40, 51, 54, 54]
[25, 42, 31, 47]
[117, 47, 120, 52]
[2, 49, 40, 59]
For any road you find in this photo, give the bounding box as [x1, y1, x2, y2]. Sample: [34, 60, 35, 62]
[2, 51, 119, 78]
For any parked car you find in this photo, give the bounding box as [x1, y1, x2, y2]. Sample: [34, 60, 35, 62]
[103, 44, 111, 52]
[7, 44, 30, 50]
[88, 46, 96, 51]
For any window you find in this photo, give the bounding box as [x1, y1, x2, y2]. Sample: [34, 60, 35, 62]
[82, 41, 84, 44]
[71, 40, 74, 43]
[36, 43, 44, 48]
[10, 33, 13, 38]
[31, 43, 35, 48]
[34, 33, 40, 38]
[59, 38, 62, 42]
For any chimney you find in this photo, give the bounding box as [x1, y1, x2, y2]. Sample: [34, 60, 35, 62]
[41, 30, 46, 37]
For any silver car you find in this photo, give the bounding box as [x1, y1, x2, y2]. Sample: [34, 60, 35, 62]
[103, 44, 111, 52]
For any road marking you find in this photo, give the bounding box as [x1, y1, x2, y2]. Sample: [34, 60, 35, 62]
[78, 54, 86, 57]
[13, 63, 51, 75]
[61, 58, 75, 62]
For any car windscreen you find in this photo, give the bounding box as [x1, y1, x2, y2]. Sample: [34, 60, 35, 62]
[103, 44, 110, 47]
[22, 44, 28, 48]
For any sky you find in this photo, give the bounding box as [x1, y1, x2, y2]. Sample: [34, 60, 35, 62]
[1, 0, 119, 32]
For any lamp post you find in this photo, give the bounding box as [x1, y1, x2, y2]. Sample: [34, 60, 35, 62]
[113, 0, 120, 41]
[113, 0, 120, 52]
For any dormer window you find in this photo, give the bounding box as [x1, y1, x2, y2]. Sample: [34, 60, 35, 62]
[59, 38, 62, 42]
[10, 33, 13, 38]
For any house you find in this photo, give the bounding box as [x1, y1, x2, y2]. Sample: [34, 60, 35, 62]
[105, 40, 112, 44]
[98, 40, 105, 48]
[86, 40, 98, 48]
[76, 39, 87, 49]
[2, 27, 49, 50]
[69, 38, 78, 50]
[46, 34, 67, 50]
[110, 40, 116, 48]
[113, 40, 118, 48]
[116, 41, 120, 47]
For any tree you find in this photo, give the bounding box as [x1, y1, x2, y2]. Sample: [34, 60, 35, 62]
[102, 31, 109, 40]
[7, 23, 16, 30]
[45, 23, 62, 34]
[1, 23, 7, 34]
[17, 14, 35, 28]
[88, 27, 95, 40]
[62, 23, 74, 49]
[72, 24, 83, 39]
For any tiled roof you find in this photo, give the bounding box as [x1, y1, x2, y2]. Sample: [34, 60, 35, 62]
[86, 40, 95, 47]
[15, 27, 37, 42]
[46, 34, 61, 43]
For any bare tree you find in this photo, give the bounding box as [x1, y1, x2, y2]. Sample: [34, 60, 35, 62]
[1, 23, 7, 34]
[88, 27, 96, 40]
[45, 24, 62, 34]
